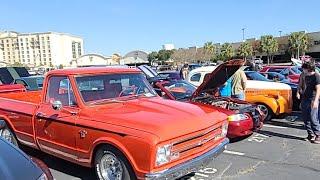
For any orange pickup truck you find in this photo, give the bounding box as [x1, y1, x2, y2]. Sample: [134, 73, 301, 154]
[0, 67, 229, 180]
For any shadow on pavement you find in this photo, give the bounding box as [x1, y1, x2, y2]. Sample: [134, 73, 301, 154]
[21, 145, 96, 180]
[258, 129, 306, 141]
[266, 120, 305, 130]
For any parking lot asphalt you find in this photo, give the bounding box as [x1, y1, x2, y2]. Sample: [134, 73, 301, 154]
[23, 112, 320, 180]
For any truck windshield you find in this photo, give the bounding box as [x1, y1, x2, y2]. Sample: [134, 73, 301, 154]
[75, 73, 157, 104]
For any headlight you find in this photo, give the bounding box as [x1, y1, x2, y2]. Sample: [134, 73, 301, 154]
[228, 114, 249, 122]
[221, 121, 228, 137]
[156, 144, 172, 166]
[37, 173, 48, 180]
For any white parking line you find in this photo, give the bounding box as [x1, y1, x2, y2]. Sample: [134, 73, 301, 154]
[263, 124, 288, 129]
[223, 150, 245, 156]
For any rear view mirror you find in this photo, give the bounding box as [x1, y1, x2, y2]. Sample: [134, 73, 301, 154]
[52, 100, 62, 111]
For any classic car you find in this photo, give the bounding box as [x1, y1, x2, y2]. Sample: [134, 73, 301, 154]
[258, 71, 300, 110]
[138, 60, 264, 138]
[0, 136, 53, 180]
[260, 65, 301, 83]
[0, 67, 229, 180]
[187, 63, 292, 121]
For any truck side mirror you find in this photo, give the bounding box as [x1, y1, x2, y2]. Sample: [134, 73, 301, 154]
[52, 100, 62, 111]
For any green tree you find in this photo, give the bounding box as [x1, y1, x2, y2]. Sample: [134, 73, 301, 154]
[147, 51, 158, 63]
[238, 42, 253, 60]
[157, 49, 174, 62]
[203, 41, 216, 60]
[220, 43, 234, 61]
[288, 32, 311, 58]
[260, 35, 278, 64]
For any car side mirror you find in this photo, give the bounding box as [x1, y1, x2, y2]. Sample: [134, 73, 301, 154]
[52, 100, 62, 111]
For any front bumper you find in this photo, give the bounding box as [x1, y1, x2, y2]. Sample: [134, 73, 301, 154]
[145, 138, 229, 180]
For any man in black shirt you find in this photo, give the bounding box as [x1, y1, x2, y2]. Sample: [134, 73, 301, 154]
[297, 61, 320, 143]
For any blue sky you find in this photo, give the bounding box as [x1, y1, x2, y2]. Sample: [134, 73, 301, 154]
[1, 0, 319, 55]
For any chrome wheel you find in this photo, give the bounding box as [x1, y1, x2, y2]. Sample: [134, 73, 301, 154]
[99, 152, 123, 180]
[0, 128, 14, 143]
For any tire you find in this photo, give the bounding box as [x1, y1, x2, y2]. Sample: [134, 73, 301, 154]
[257, 104, 273, 122]
[94, 145, 136, 180]
[0, 124, 19, 147]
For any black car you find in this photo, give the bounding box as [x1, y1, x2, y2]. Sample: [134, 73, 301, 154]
[0, 137, 53, 180]
[245, 71, 300, 110]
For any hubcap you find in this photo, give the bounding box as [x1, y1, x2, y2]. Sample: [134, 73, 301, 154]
[99, 152, 123, 180]
[258, 105, 269, 118]
[1, 128, 13, 143]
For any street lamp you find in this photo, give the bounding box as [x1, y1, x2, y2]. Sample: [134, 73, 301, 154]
[241, 28, 246, 42]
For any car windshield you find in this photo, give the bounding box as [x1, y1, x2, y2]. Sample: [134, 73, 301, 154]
[75, 73, 157, 104]
[245, 71, 270, 81]
[162, 80, 196, 100]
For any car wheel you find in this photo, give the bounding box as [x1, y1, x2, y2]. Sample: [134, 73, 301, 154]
[94, 146, 135, 180]
[0, 125, 19, 147]
[257, 104, 272, 122]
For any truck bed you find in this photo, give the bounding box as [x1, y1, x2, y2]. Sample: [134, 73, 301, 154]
[0, 90, 42, 104]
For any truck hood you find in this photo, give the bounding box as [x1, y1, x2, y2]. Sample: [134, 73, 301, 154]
[191, 59, 245, 99]
[85, 97, 227, 141]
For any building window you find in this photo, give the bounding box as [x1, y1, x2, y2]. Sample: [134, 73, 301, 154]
[2, 52, 4, 55]
[8, 52, 10, 55]
[43, 50, 45, 53]
[6, 40, 9, 43]
[48, 50, 51, 53]
[314, 41, 320, 45]
[43, 54, 46, 57]
[22, 55, 24, 58]
[27, 51, 29, 54]
[7, 44, 9, 47]
[21, 43, 23, 46]
[27, 55, 30, 58]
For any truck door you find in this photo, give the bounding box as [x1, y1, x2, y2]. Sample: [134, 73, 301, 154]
[35, 76, 79, 161]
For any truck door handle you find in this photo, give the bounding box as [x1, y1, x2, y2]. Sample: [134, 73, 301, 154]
[36, 112, 47, 118]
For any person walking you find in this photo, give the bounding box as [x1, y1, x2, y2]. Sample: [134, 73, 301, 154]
[230, 69, 247, 100]
[297, 61, 320, 143]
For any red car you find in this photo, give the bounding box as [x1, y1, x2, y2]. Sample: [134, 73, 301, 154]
[141, 60, 264, 138]
[260, 66, 301, 83]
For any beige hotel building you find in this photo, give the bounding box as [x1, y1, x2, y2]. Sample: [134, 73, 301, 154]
[0, 31, 84, 67]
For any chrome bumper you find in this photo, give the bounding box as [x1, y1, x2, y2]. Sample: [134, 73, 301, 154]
[145, 138, 229, 180]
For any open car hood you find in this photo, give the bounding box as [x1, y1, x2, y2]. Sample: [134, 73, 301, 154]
[191, 59, 245, 100]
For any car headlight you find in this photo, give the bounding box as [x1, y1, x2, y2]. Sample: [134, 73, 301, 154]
[37, 173, 48, 180]
[221, 121, 228, 137]
[156, 144, 172, 166]
[228, 114, 249, 122]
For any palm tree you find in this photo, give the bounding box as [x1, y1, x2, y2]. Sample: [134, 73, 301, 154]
[260, 35, 278, 64]
[220, 43, 234, 61]
[238, 42, 253, 60]
[288, 32, 310, 59]
[203, 41, 216, 61]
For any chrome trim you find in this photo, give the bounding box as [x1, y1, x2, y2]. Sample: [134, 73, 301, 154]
[145, 138, 229, 180]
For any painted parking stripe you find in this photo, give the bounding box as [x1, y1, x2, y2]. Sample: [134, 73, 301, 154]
[223, 150, 245, 156]
[263, 124, 288, 129]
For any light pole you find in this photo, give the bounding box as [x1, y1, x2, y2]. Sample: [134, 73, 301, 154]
[241, 28, 246, 42]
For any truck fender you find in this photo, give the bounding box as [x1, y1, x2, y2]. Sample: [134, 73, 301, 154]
[90, 137, 139, 173]
[246, 95, 279, 114]
[0, 116, 16, 132]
